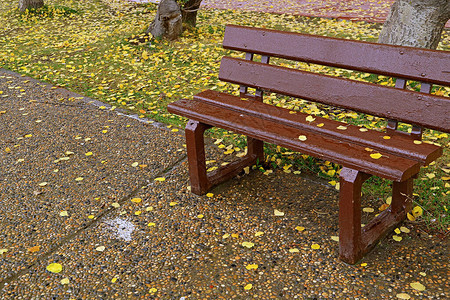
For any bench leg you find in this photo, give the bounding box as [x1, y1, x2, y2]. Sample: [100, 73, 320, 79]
[185, 120, 211, 195]
[391, 179, 413, 214]
[338, 168, 370, 264]
[339, 167, 415, 264]
[247, 137, 264, 163]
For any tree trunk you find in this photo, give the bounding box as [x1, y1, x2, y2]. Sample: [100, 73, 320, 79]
[147, 0, 182, 40]
[18, 0, 44, 12]
[378, 0, 450, 49]
[181, 0, 202, 28]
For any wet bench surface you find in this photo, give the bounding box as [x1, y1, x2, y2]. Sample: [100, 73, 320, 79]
[168, 25, 450, 264]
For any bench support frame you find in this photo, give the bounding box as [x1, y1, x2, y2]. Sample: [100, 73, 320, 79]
[185, 120, 264, 195]
[185, 119, 415, 264]
[339, 167, 413, 264]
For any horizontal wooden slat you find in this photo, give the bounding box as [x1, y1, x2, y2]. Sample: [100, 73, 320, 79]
[194, 90, 442, 165]
[223, 25, 450, 86]
[168, 99, 420, 182]
[219, 57, 450, 133]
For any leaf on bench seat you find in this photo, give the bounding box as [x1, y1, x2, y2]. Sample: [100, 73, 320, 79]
[370, 153, 383, 159]
[298, 135, 307, 141]
[306, 115, 316, 122]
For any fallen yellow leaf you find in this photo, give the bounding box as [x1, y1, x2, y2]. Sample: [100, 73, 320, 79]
[60, 278, 70, 285]
[396, 293, 411, 299]
[379, 203, 389, 211]
[386, 196, 392, 205]
[295, 226, 305, 232]
[392, 235, 402, 242]
[242, 242, 254, 248]
[46, 263, 63, 273]
[425, 173, 435, 179]
[407, 212, 416, 221]
[305, 115, 315, 122]
[370, 153, 383, 159]
[410, 281, 425, 291]
[274, 209, 284, 216]
[400, 226, 410, 233]
[311, 244, 320, 250]
[245, 264, 258, 270]
[363, 207, 374, 213]
[298, 135, 307, 141]
[412, 206, 423, 218]
[244, 284, 253, 290]
[131, 198, 142, 203]
[154, 177, 165, 182]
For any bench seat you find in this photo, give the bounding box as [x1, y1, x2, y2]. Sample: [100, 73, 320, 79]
[169, 95, 428, 182]
[194, 90, 442, 165]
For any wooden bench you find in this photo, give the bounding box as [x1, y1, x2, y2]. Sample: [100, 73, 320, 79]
[167, 25, 450, 264]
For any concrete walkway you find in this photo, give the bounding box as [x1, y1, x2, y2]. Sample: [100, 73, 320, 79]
[0, 69, 448, 299]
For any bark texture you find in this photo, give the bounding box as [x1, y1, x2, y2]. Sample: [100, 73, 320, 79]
[181, 0, 203, 28]
[18, 0, 44, 12]
[147, 0, 182, 40]
[378, 0, 450, 49]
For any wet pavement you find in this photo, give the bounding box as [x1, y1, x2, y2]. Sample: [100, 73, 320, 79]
[1, 69, 448, 299]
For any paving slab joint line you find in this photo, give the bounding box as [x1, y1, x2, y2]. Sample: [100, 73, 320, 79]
[0, 68, 170, 131]
[0, 154, 187, 290]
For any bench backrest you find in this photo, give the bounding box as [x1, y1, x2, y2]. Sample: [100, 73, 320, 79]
[219, 25, 450, 134]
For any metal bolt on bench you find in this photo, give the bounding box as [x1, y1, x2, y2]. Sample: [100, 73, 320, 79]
[168, 25, 450, 264]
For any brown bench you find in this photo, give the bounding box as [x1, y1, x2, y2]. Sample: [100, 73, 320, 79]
[168, 25, 450, 264]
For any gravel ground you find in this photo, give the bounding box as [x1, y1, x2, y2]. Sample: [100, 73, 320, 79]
[0, 69, 448, 299]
